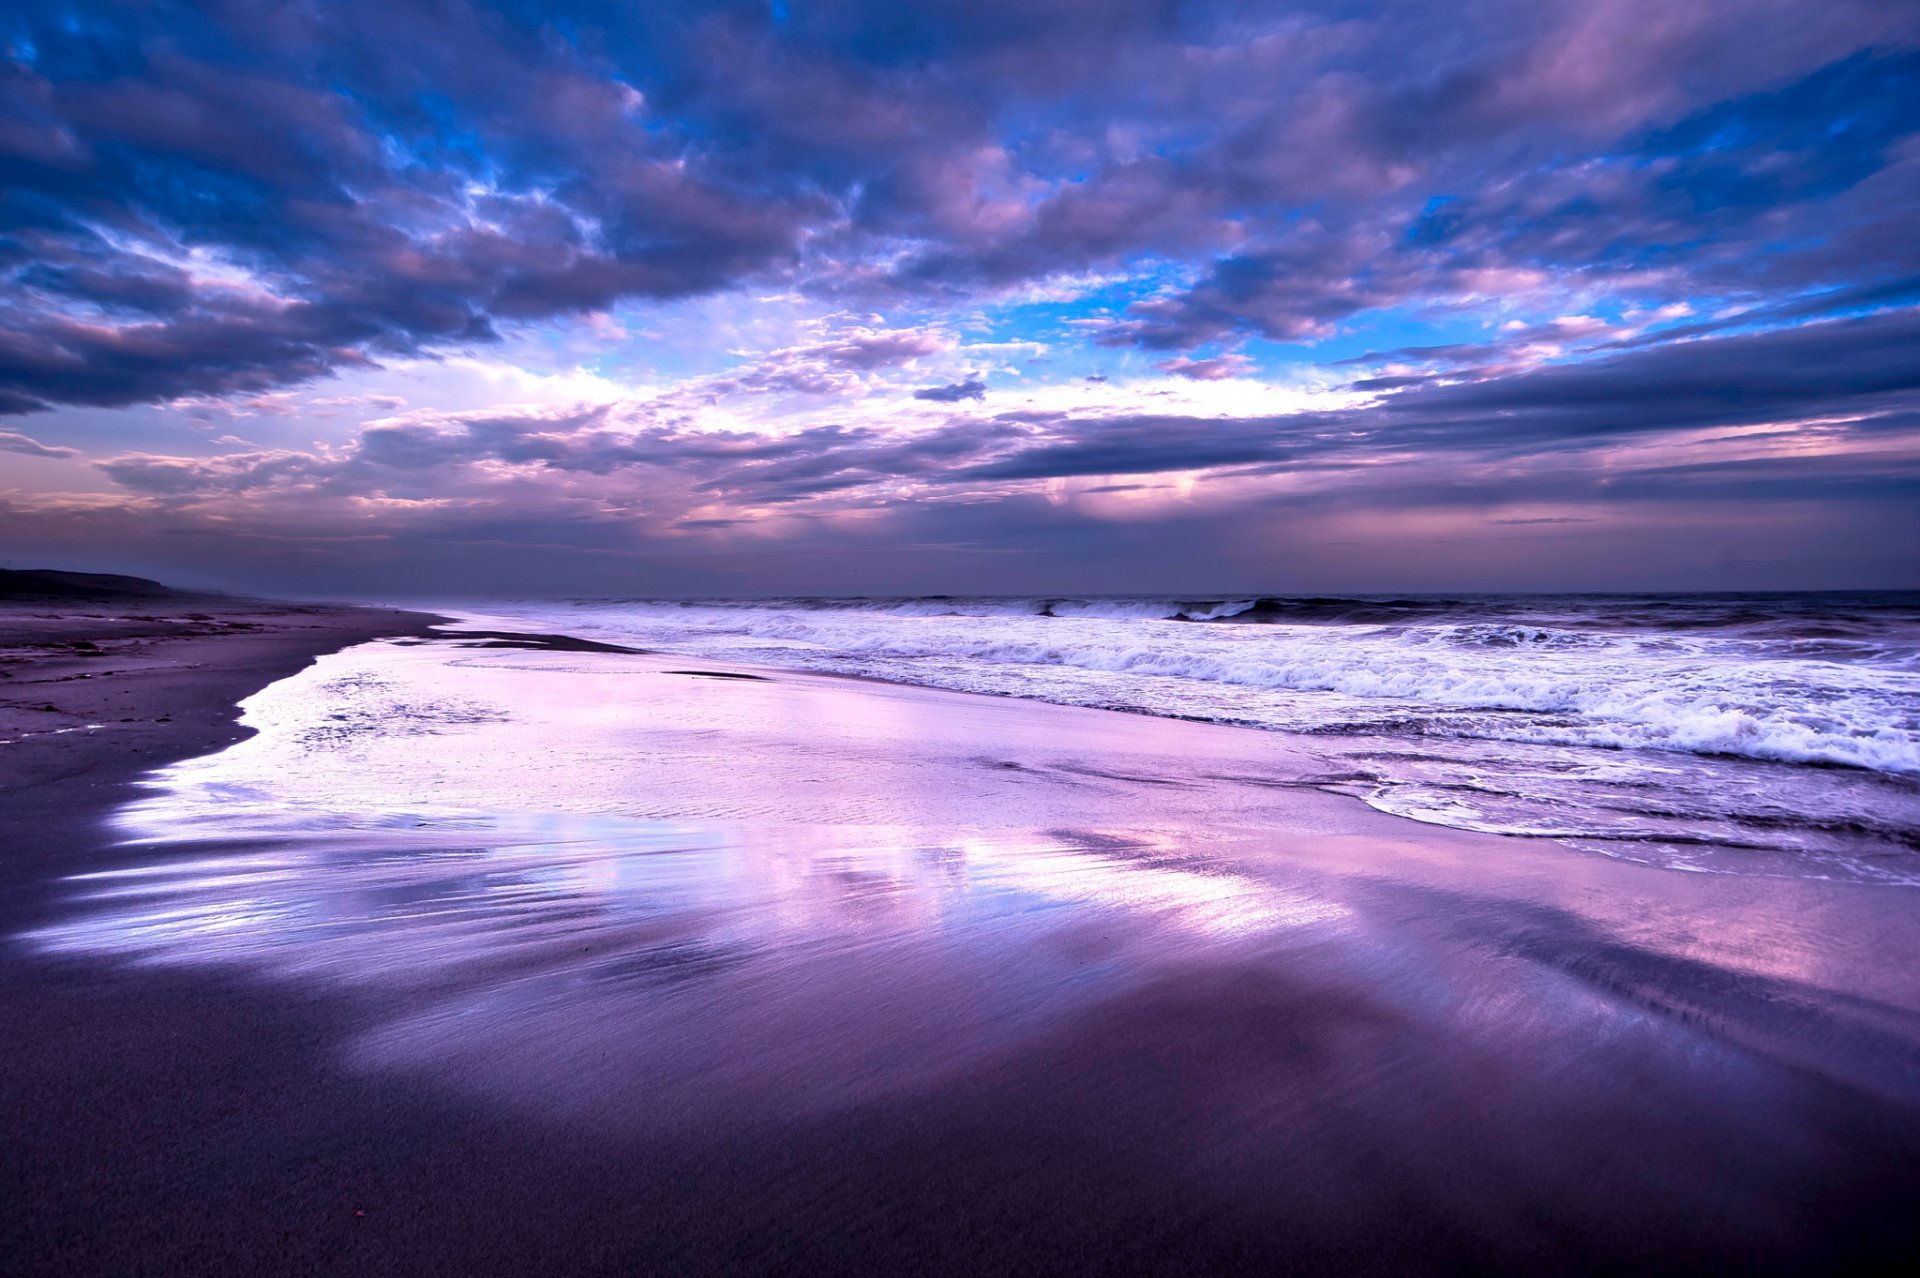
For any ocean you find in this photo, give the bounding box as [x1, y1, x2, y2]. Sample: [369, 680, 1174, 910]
[466, 592, 1920, 885]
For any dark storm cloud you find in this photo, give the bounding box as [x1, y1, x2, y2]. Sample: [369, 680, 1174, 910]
[2, 0, 1916, 415]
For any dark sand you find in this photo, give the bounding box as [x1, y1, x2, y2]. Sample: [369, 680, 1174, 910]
[5, 596, 1920, 1275]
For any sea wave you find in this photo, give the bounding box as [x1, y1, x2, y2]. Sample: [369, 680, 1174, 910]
[440, 593, 1920, 882]
[559, 590, 1920, 634]
[512, 599, 1920, 776]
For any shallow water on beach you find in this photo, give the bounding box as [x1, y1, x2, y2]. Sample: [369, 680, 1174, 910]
[457, 593, 1920, 884]
[34, 639, 1389, 1119]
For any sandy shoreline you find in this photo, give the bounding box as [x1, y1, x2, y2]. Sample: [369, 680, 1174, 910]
[1, 596, 444, 1274]
[6, 601, 1920, 1274]
[0, 597, 443, 904]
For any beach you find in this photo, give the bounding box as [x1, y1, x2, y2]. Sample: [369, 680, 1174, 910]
[10, 1, 1919, 1270]
[6, 597, 1920, 1274]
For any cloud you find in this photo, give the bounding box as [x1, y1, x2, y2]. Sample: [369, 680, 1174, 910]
[70, 305, 1920, 519]
[1096, 48, 1920, 351]
[689, 324, 958, 399]
[0, 429, 78, 458]
[3, 0, 1918, 595]
[1155, 354, 1253, 381]
[960, 306, 1920, 483]
[2, 0, 1914, 418]
[0, 2, 826, 414]
[809, 328, 952, 370]
[913, 377, 987, 402]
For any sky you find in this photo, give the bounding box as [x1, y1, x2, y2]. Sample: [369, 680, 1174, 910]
[2, 0, 1918, 598]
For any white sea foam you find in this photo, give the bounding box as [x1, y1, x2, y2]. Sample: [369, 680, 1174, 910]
[488, 599, 1920, 775]
[428, 594, 1920, 882]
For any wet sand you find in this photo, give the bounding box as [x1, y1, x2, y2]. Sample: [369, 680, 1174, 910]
[5, 608, 1920, 1274]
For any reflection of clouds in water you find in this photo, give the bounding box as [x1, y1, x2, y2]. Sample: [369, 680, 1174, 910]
[29, 818, 1351, 1125]
[30, 820, 1346, 984]
[958, 834, 1343, 938]
[29, 638, 1369, 1120]
[63, 638, 1352, 991]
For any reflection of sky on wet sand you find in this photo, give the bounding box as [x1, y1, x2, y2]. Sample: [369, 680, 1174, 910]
[27, 639, 1379, 1120]
[28, 638, 1920, 1134]
[40, 820, 1345, 977]
[35, 814, 1350, 1123]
